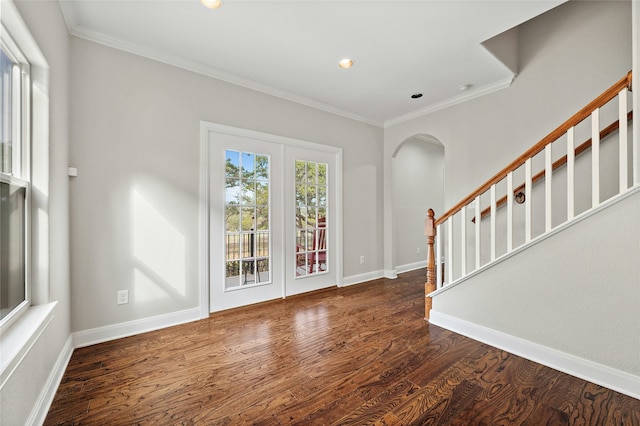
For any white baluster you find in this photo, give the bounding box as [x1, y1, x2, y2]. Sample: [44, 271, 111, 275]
[460, 206, 466, 276]
[506, 171, 513, 252]
[525, 158, 532, 242]
[447, 216, 453, 284]
[545, 144, 552, 232]
[592, 108, 600, 207]
[619, 88, 628, 193]
[490, 184, 496, 261]
[567, 127, 575, 220]
[474, 195, 480, 269]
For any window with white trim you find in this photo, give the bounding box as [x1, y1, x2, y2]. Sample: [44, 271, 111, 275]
[0, 26, 31, 327]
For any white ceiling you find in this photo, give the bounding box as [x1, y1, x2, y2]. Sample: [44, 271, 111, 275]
[58, 0, 565, 127]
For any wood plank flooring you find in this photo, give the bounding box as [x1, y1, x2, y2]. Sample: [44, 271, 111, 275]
[45, 269, 640, 425]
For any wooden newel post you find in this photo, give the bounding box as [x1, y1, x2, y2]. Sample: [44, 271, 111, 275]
[424, 209, 437, 320]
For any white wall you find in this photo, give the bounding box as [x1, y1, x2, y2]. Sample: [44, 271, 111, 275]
[1, 1, 71, 425]
[392, 137, 444, 270]
[69, 37, 383, 333]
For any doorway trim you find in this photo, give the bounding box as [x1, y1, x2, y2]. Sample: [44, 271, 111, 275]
[199, 121, 343, 318]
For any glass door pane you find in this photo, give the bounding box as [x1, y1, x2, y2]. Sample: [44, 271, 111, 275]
[295, 160, 328, 277]
[225, 150, 271, 289]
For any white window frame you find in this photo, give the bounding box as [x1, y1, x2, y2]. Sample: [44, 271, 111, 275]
[0, 22, 31, 331]
[0, 0, 56, 397]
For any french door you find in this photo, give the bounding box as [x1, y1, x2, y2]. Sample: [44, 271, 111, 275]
[284, 146, 339, 297]
[203, 123, 341, 313]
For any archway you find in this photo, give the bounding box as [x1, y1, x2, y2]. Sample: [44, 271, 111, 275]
[391, 135, 444, 273]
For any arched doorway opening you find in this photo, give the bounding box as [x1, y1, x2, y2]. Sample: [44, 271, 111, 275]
[391, 135, 444, 273]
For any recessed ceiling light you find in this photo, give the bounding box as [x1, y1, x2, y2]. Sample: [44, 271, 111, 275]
[338, 58, 354, 69]
[411, 93, 423, 99]
[201, 0, 222, 9]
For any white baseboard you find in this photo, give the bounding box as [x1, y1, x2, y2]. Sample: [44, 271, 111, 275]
[342, 270, 385, 287]
[396, 260, 426, 274]
[384, 269, 397, 279]
[72, 307, 201, 349]
[429, 310, 640, 400]
[28, 335, 74, 426]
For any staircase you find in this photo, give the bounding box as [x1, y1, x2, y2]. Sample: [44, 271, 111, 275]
[423, 71, 640, 399]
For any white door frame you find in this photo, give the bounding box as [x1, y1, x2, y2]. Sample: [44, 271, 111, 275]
[199, 122, 343, 318]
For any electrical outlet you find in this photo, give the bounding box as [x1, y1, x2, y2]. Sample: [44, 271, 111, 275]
[417, 247, 421, 255]
[117, 290, 129, 305]
[359, 255, 365, 265]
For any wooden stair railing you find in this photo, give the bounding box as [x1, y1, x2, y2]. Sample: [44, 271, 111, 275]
[435, 71, 632, 228]
[425, 71, 633, 320]
[472, 110, 634, 223]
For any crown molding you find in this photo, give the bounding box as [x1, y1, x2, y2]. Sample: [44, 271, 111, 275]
[57, 2, 384, 128]
[57, 0, 79, 33]
[57, 1, 517, 131]
[384, 75, 516, 128]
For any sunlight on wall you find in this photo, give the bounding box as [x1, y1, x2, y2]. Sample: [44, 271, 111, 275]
[133, 268, 174, 303]
[132, 189, 186, 303]
[31, 82, 50, 305]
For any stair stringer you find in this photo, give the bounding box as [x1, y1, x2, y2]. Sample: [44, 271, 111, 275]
[429, 187, 640, 399]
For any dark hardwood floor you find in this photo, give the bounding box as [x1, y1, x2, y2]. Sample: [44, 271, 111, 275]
[45, 269, 640, 425]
